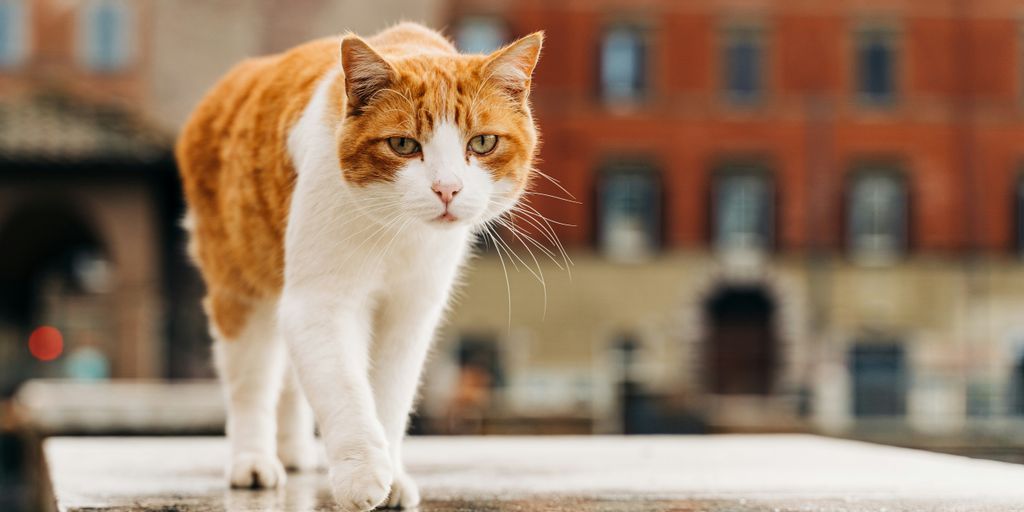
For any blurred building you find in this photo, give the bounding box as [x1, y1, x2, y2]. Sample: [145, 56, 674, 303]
[0, 0, 445, 396]
[3, 0, 1024, 454]
[424, 0, 1024, 442]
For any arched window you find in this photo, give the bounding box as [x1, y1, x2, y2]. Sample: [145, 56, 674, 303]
[597, 164, 660, 262]
[714, 167, 773, 253]
[848, 170, 907, 263]
[601, 25, 646, 102]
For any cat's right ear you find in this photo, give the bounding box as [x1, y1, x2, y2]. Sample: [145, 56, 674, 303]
[340, 35, 395, 112]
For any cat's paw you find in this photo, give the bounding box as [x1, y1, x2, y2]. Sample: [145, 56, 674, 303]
[228, 452, 287, 489]
[382, 470, 420, 509]
[277, 438, 321, 472]
[328, 447, 394, 511]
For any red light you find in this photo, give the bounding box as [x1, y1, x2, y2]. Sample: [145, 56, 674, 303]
[29, 326, 63, 361]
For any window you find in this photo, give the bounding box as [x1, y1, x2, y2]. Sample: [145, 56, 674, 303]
[456, 16, 506, 54]
[848, 170, 907, 263]
[598, 165, 660, 261]
[849, 343, 907, 417]
[0, 0, 27, 69]
[722, 25, 763, 103]
[714, 168, 772, 252]
[855, 27, 897, 105]
[601, 25, 646, 102]
[79, 0, 133, 72]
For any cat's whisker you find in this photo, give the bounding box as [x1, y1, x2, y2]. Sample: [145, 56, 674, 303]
[523, 191, 582, 204]
[485, 223, 521, 273]
[482, 222, 513, 330]
[514, 202, 576, 227]
[375, 215, 414, 266]
[509, 205, 573, 277]
[312, 205, 400, 252]
[333, 209, 408, 272]
[495, 217, 548, 317]
[505, 205, 569, 257]
[482, 197, 568, 270]
[495, 216, 563, 270]
[530, 168, 577, 202]
[489, 219, 545, 286]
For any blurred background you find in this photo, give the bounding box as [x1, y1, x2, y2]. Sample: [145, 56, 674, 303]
[4, 0, 1024, 509]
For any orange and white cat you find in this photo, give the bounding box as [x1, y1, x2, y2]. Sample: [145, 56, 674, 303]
[176, 22, 542, 511]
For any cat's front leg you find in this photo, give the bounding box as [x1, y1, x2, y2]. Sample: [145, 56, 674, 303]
[370, 290, 450, 509]
[368, 256, 464, 507]
[279, 287, 393, 512]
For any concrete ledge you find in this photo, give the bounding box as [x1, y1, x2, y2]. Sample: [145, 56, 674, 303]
[16, 380, 223, 435]
[45, 435, 1024, 511]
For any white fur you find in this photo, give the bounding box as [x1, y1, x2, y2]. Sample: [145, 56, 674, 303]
[213, 67, 521, 511]
[212, 298, 288, 489]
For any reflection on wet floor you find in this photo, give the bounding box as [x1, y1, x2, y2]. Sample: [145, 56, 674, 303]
[46, 437, 1024, 512]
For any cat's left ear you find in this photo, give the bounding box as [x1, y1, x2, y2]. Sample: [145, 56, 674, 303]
[483, 31, 544, 102]
[340, 34, 396, 112]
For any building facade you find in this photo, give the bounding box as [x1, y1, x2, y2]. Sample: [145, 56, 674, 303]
[0, 0, 446, 393]
[424, 0, 1024, 441]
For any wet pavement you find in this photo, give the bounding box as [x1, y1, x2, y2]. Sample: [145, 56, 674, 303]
[45, 435, 1024, 511]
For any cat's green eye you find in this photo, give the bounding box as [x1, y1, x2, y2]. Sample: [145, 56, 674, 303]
[387, 137, 421, 156]
[468, 134, 498, 155]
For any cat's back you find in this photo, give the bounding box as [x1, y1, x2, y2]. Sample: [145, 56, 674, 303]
[176, 36, 341, 208]
[176, 37, 342, 333]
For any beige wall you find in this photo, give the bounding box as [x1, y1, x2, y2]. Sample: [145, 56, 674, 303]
[427, 248, 1024, 435]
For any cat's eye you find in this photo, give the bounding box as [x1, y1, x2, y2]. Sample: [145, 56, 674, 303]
[387, 137, 421, 156]
[468, 134, 498, 155]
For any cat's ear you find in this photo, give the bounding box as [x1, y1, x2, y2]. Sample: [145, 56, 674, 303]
[340, 35, 395, 112]
[482, 31, 544, 102]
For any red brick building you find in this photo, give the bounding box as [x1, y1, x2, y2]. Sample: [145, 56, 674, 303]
[450, 0, 1024, 257]
[428, 0, 1024, 438]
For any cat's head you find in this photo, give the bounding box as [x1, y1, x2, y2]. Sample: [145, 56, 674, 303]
[336, 31, 543, 230]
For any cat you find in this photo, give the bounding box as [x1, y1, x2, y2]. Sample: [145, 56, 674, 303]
[176, 22, 543, 511]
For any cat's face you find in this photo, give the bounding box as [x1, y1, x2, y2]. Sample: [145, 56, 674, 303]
[336, 33, 543, 230]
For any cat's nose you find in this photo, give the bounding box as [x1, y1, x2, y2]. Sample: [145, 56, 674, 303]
[432, 181, 462, 205]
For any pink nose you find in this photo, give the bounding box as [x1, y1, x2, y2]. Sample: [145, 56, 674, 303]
[432, 182, 462, 205]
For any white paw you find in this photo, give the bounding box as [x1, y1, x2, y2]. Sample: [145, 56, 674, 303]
[328, 447, 394, 512]
[277, 438, 321, 472]
[383, 471, 420, 509]
[228, 452, 287, 489]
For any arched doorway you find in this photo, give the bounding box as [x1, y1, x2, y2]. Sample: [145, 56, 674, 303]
[0, 201, 114, 396]
[704, 286, 777, 395]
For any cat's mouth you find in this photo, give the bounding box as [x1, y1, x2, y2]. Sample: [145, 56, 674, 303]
[433, 212, 459, 223]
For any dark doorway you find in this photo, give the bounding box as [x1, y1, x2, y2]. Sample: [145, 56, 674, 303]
[849, 343, 907, 417]
[0, 202, 113, 395]
[704, 286, 777, 394]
